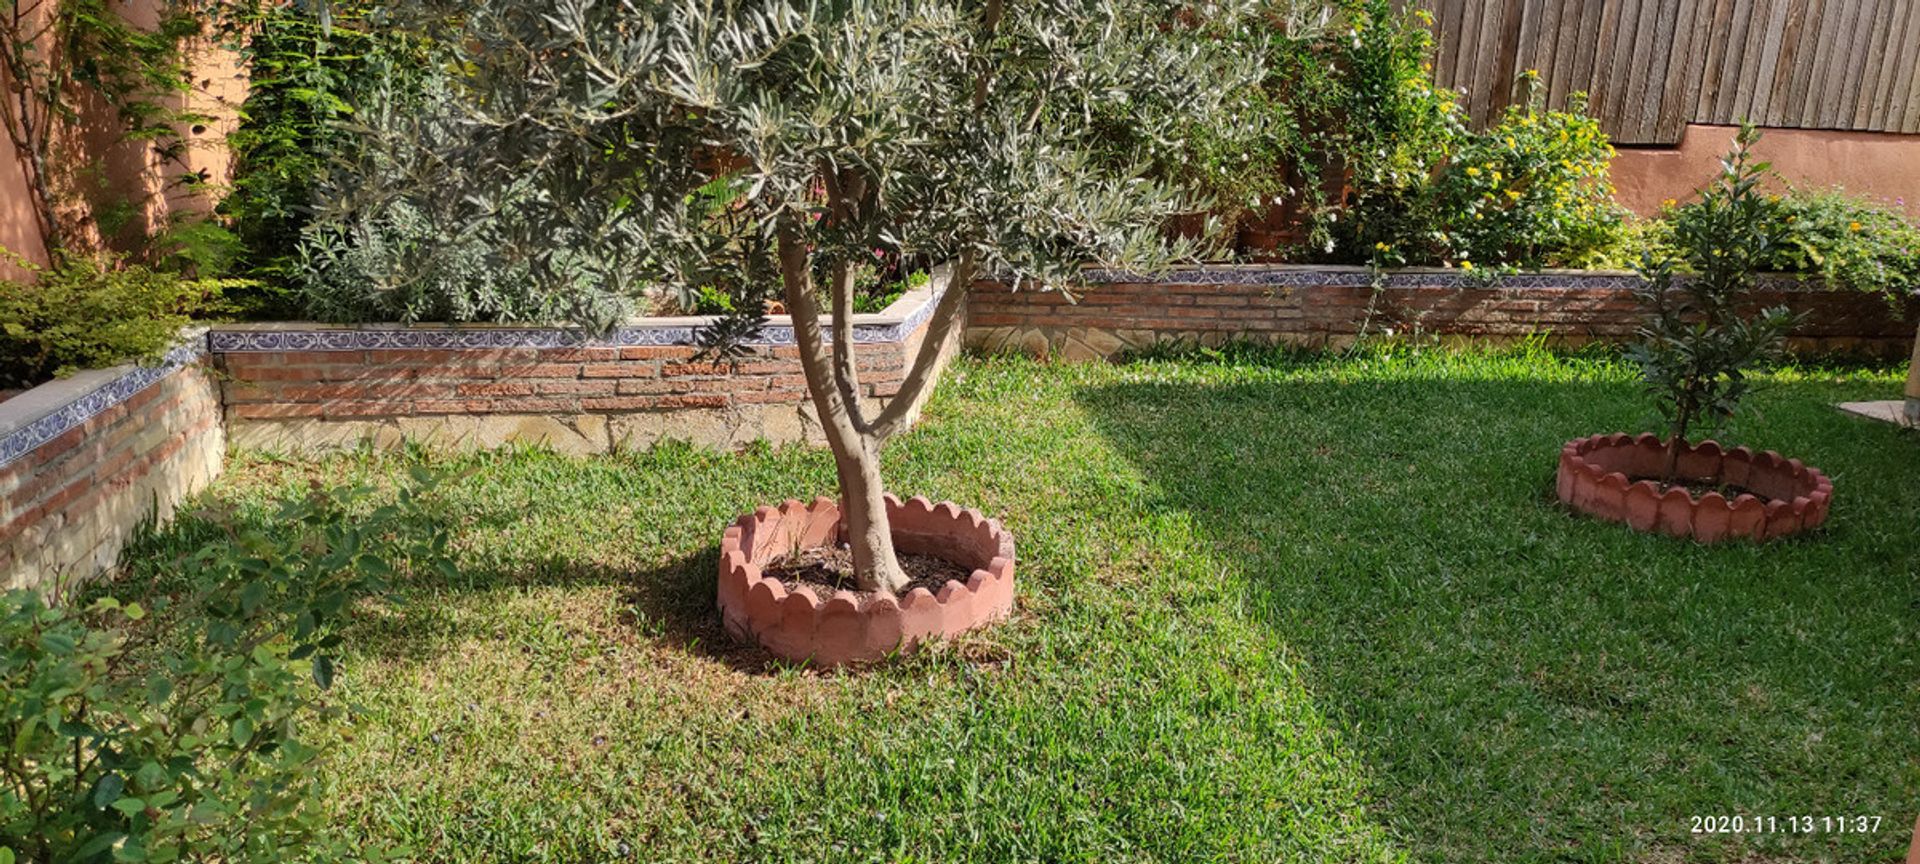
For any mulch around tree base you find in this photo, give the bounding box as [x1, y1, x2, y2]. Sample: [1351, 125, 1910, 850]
[764, 545, 972, 599]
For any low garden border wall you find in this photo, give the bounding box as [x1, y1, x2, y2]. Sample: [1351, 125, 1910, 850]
[5, 263, 1916, 591]
[0, 339, 225, 590]
[967, 265, 1918, 360]
[210, 275, 953, 456]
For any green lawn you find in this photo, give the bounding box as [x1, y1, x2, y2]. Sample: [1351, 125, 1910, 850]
[125, 345, 1919, 863]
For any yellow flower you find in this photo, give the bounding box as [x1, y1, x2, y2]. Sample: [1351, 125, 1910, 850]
[1849, 221, 1862, 232]
[1374, 241, 1390, 251]
[1506, 189, 1523, 200]
[1466, 166, 1481, 177]
[1460, 261, 1475, 271]
[1662, 198, 1677, 209]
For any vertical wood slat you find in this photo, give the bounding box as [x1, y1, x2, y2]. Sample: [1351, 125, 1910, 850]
[1696, 0, 1740, 120]
[1657, 0, 1710, 141]
[1413, 0, 1920, 143]
[1710, 0, 1757, 123]
[1866, 0, 1912, 130]
[1547, 0, 1584, 108]
[1825, 0, 1875, 128]
[1905, 7, 1920, 133]
[1766, 0, 1812, 126]
[1741, 0, 1792, 123]
[1889, 2, 1920, 131]
[1632, 0, 1685, 141]
[1846, 0, 1891, 128]
[1891, 1, 1920, 131]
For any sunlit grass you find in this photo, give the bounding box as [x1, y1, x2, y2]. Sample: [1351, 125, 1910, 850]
[124, 344, 1917, 863]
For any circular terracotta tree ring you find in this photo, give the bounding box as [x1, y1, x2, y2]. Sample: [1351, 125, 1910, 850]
[1556, 433, 1833, 542]
[717, 494, 1016, 667]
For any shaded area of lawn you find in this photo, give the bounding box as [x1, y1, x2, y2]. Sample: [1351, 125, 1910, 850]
[118, 346, 1916, 863]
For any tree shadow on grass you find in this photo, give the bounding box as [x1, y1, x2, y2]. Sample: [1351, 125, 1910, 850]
[1072, 364, 1920, 862]
[114, 485, 788, 675]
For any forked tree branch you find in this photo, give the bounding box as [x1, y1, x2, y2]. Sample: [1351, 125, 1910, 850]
[870, 254, 973, 441]
[778, 223, 872, 442]
[828, 258, 869, 431]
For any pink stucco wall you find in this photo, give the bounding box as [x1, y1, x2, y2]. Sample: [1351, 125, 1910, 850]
[1612, 124, 1920, 218]
[0, 1, 244, 281]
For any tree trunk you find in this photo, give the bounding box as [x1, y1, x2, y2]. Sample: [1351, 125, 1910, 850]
[776, 225, 910, 594]
[1661, 404, 1693, 485]
[833, 435, 907, 593]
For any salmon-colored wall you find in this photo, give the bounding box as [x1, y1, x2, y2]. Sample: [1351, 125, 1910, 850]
[1612, 124, 1920, 218]
[0, 1, 245, 281]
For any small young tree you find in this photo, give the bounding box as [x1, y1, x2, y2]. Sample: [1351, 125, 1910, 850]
[331, 1, 1267, 592]
[1628, 124, 1796, 484]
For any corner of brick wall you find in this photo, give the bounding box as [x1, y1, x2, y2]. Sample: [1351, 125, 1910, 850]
[1, 364, 226, 591]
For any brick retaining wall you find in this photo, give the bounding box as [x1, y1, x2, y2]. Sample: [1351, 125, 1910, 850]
[211, 278, 952, 455]
[966, 266, 1918, 360]
[0, 343, 224, 590]
[5, 263, 1911, 590]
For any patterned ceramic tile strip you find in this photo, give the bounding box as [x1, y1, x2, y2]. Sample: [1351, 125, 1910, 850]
[0, 342, 204, 468]
[210, 277, 948, 353]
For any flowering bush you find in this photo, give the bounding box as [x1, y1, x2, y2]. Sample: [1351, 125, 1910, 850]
[1756, 190, 1919, 304]
[1333, 2, 1465, 264]
[1421, 87, 1627, 270]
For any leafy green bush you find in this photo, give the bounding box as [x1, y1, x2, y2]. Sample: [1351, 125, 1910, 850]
[1750, 190, 1919, 303]
[1137, 0, 1454, 255]
[294, 73, 639, 329]
[0, 251, 231, 390]
[0, 477, 449, 863]
[1627, 126, 1795, 481]
[1422, 88, 1626, 270]
[1329, 0, 1465, 263]
[217, 0, 430, 316]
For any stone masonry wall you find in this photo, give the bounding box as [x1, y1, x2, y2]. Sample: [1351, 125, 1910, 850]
[0, 352, 225, 590]
[966, 267, 1919, 360]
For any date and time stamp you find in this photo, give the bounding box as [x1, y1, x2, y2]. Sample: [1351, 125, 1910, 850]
[1688, 814, 1888, 835]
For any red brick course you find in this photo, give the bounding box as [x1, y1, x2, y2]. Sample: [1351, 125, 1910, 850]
[969, 274, 1919, 357]
[215, 340, 910, 422]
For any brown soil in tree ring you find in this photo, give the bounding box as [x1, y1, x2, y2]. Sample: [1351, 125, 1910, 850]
[717, 494, 1017, 667]
[764, 545, 973, 599]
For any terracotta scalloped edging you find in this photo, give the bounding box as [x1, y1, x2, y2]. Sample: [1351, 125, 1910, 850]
[717, 494, 1016, 667]
[1556, 433, 1833, 542]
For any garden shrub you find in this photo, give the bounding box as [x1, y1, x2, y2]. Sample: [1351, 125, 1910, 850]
[1421, 87, 1628, 271]
[0, 251, 232, 390]
[294, 73, 639, 329]
[0, 477, 448, 863]
[1328, 0, 1464, 264]
[1627, 125, 1795, 480]
[1747, 189, 1917, 304]
[217, 0, 430, 316]
[1138, 0, 1452, 255]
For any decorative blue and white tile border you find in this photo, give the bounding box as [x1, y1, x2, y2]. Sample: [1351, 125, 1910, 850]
[1070, 265, 1828, 292]
[0, 341, 205, 470]
[211, 269, 951, 354]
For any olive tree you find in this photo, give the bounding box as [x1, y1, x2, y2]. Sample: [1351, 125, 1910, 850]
[327, 0, 1267, 592]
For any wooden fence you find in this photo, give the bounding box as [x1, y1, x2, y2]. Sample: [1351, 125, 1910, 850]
[1419, 0, 1920, 144]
